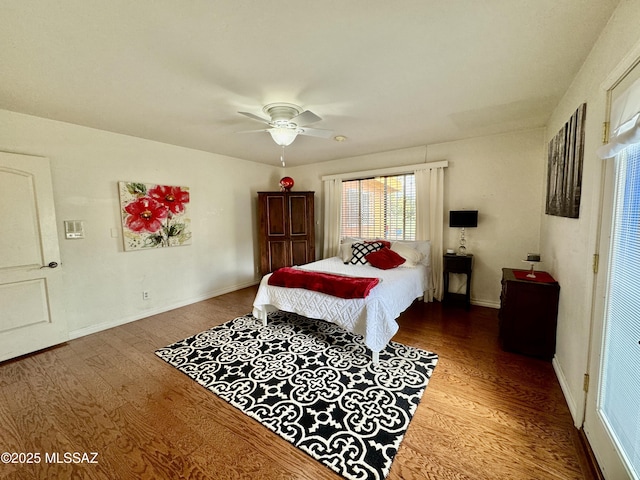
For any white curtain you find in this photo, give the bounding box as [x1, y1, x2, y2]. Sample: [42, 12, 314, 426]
[322, 178, 342, 258]
[321, 161, 447, 300]
[415, 166, 445, 301]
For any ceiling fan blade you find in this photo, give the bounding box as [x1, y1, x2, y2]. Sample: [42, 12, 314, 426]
[237, 128, 270, 134]
[291, 110, 322, 126]
[298, 127, 334, 138]
[238, 111, 272, 125]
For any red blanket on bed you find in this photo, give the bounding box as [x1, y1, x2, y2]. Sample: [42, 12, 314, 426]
[268, 267, 380, 299]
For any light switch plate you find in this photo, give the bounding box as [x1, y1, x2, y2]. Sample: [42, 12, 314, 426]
[64, 220, 85, 239]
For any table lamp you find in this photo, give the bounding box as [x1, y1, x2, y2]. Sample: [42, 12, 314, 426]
[523, 253, 541, 278]
[449, 210, 478, 255]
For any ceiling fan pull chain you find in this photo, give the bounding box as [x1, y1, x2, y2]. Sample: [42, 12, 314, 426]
[281, 146, 286, 167]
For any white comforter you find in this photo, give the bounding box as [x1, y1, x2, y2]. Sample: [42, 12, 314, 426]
[252, 257, 428, 354]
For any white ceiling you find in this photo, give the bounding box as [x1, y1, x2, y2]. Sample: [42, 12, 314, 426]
[1, 1, 620, 166]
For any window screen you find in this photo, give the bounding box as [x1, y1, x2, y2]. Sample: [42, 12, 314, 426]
[341, 174, 416, 241]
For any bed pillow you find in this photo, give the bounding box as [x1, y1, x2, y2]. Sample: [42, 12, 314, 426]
[340, 238, 391, 263]
[340, 237, 363, 262]
[349, 241, 384, 265]
[368, 239, 391, 249]
[365, 247, 406, 270]
[391, 240, 431, 266]
[390, 242, 423, 267]
[340, 242, 353, 262]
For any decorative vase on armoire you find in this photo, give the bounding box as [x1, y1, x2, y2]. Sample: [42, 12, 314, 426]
[257, 191, 315, 275]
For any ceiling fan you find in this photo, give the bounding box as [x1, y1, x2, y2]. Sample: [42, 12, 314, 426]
[238, 102, 333, 148]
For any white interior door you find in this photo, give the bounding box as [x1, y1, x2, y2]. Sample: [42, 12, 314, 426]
[584, 62, 640, 479]
[0, 151, 67, 362]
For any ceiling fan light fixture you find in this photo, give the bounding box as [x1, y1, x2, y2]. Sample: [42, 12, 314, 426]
[269, 127, 298, 146]
[238, 103, 332, 150]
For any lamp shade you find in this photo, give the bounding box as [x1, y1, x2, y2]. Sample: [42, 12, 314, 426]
[449, 210, 478, 228]
[269, 128, 298, 146]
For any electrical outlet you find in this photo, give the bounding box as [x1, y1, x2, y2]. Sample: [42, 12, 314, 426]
[142, 291, 150, 300]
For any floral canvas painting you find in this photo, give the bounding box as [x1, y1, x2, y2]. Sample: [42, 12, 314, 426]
[119, 181, 191, 251]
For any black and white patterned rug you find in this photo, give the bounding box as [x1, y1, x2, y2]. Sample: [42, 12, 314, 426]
[155, 311, 438, 480]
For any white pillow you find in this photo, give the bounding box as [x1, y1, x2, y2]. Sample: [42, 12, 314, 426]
[339, 243, 352, 262]
[391, 240, 431, 267]
[339, 237, 363, 262]
[390, 242, 423, 267]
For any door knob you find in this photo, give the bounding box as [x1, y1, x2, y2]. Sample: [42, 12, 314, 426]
[40, 261, 59, 269]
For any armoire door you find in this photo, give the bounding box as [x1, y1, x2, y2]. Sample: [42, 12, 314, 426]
[288, 193, 314, 267]
[263, 194, 288, 272]
[258, 192, 315, 274]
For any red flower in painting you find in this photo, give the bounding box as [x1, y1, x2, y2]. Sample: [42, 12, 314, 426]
[124, 197, 168, 233]
[148, 185, 190, 214]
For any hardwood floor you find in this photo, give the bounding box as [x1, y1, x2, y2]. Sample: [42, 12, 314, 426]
[0, 287, 594, 479]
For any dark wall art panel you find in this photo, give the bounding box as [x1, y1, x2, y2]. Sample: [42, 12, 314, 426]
[545, 103, 586, 219]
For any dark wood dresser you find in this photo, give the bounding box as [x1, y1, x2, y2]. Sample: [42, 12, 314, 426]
[499, 268, 560, 360]
[258, 191, 315, 275]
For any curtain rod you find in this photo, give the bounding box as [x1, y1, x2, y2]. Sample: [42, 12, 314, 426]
[321, 160, 448, 182]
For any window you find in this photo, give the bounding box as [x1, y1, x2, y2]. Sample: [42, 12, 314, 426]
[341, 174, 416, 241]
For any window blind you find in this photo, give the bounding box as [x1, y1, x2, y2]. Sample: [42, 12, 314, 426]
[600, 142, 640, 478]
[341, 174, 416, 241]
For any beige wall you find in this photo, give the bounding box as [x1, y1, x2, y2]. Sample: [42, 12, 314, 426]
[427, 130, 546, 306]
[541, 0, 640, 426]
[288, 128, 546, 307]
[1, 109, 546, 319]
[1, 109, 279, 337]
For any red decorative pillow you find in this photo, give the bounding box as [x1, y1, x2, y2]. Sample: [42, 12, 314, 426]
[366, 239, 392, 249]
[365, 247, 406, 270]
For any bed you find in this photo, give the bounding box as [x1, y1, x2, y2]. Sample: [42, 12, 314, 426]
[252, 240, 431, 363]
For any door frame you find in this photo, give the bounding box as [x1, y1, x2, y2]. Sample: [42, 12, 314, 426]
[582, 45, 640, 479]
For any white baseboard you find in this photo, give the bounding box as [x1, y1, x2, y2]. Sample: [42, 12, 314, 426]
[465, 300, 583, 428]
[552, 355, 584, 428]
[69, 280, 259, 340]
[471, 298, 501, 309]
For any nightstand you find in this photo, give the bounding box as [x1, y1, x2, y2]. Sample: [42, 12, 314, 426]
[498, 268, 560, 360]
[443, 253, 473, 309]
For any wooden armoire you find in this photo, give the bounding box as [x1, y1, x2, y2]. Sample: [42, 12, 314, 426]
[258, 191, 315, 274]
